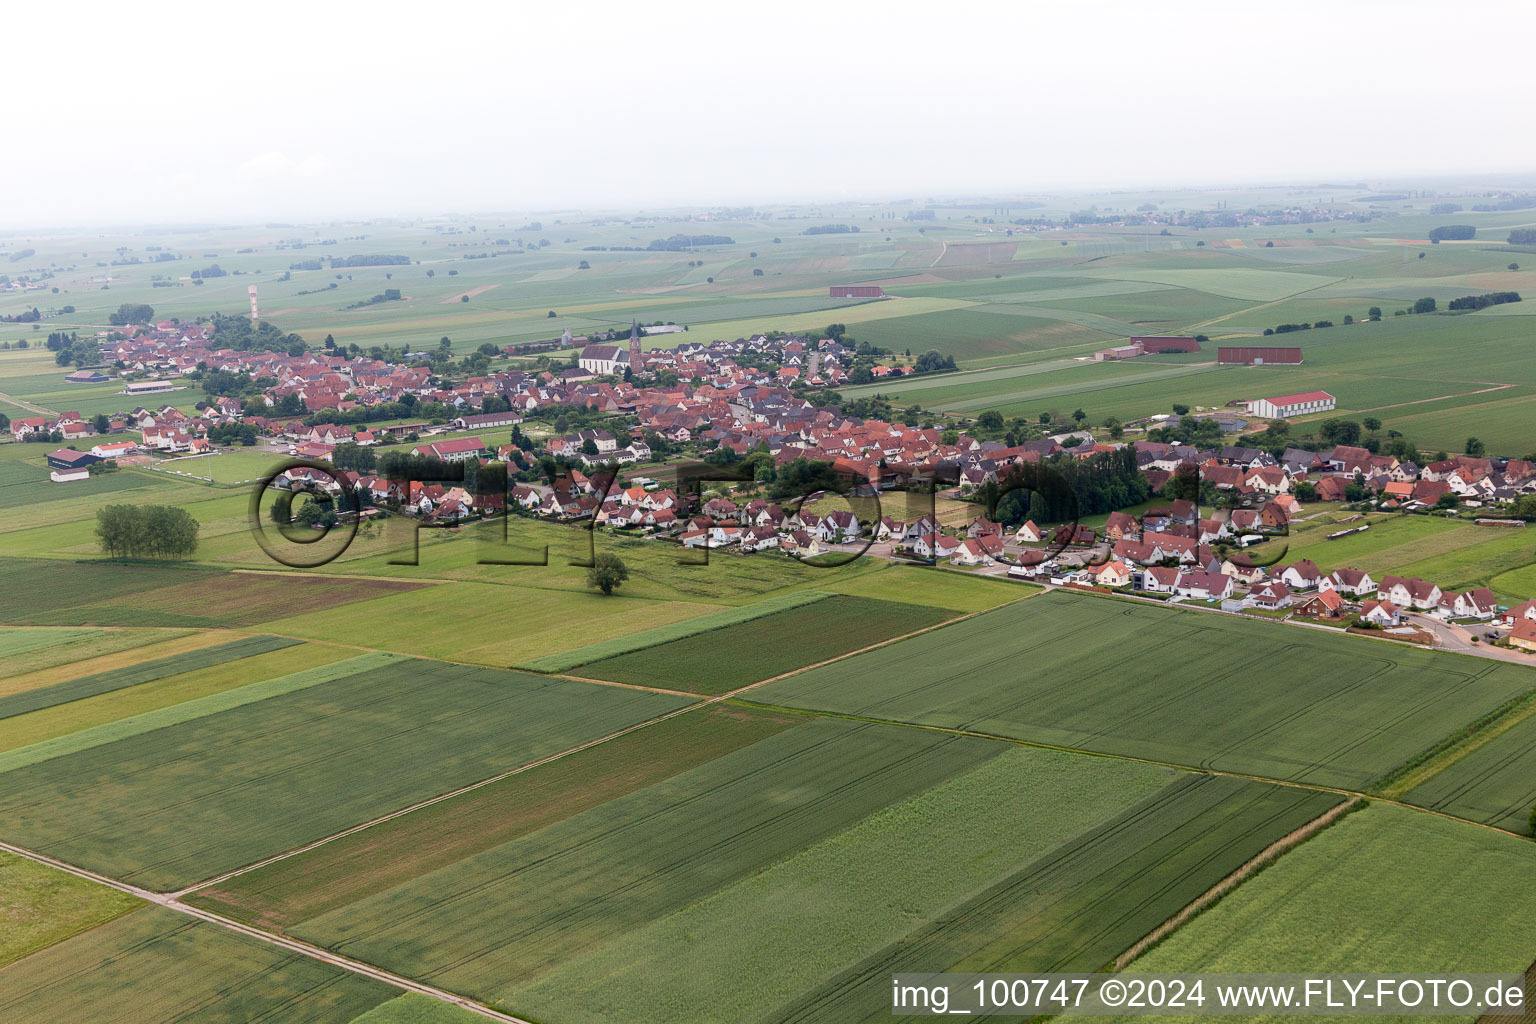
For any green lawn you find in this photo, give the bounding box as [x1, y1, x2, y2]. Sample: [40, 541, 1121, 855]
[748, 590, 1536, 790]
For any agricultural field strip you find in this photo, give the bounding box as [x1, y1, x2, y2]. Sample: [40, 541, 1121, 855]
[175, 588, 1031, 899]
[0, 843, 531, 1024]
[1111, 805, 1536, 1007]
[768, 776, 1347, 1024]
[0, 660, 698, 890]
[1399, 695, 1536, 832]
[293, 720, 1007, 993]
[569, 596, 955, 694]
[0, 652, 402, 775]
[737, 591, 1536, 819]
[516, 590, 832, 672]
[0, 906, 401, 1024]
[0, 634, 299, 720]
[508, 747, 1178, 1024]
[185, 706, 799, 930]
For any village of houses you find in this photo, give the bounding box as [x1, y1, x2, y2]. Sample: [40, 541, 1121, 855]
[16, 315, 1536, 658]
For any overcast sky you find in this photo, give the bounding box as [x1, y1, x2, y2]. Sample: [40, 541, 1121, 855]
[10, 0, 1534, 227]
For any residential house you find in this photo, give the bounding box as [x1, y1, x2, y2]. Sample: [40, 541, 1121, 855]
[1360, 600, 1402, 627]
[1277, 559, 1322, 591]
[1294, 588, 1345, 618]
[1175, 570, 1233, 601]
[1246, 580, 1292, 611]
[1509, 618, 1536, 653]
[1324, 568, 1376, 598]
[1377, 575, 1442, 611]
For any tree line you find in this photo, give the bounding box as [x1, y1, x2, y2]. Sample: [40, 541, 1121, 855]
[96, 504, 200, 559]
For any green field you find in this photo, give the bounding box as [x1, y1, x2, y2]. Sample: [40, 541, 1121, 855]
[816, 562, 1030, 612]
[573, 595, 953, 693]
[0, 657, 692, 889]
[512, 746, 1177, 1024]
[1401, 700, 1536, 834]
[0, 456, 160, 505]
[292, 719, 1006, 1001]
[0, 850, 140, 968]
[0, 634, 298, 721]
[0, 557, 431, 628]
[0, 906, 397, 1023]
[748, 590, 1536, 789]
[347, 995, 488, 1024]
[515, 590, 832, 672]
[1116, 804, 1536, 1022]
[256, 577, 728, 667]
[0, 641, 358, 756]
[188, 705, 801, 930]
[768, 775, 1343, 1024]
[0, 627, 193, 680]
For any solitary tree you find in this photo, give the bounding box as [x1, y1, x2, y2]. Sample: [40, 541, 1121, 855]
[1362, 417, 1382, 432]
[1529, 802, 1536, 836]
[587, 553, 630, 596]
[1465, 437, 1486, 457]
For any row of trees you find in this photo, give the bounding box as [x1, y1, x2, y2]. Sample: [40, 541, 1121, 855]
[1447, 291, 1521, 311]
[95, 504, 200, 559]
[978, 448, 1151, 526]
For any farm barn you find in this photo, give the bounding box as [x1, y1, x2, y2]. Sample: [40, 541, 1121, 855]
[1131, 336, 1201, 353]
[1249, 391, 1336, 418]
[829, 285, 885, 298]
[1219, 346, 1303, 365]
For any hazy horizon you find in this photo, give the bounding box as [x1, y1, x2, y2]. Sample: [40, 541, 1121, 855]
[8, 0, 1535, 228]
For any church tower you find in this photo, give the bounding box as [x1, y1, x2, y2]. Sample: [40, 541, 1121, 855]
[628, 319, 642, 374]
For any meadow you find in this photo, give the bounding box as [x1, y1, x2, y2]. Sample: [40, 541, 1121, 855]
[515, 590, 831, 672]
[748, 590, 1536, 790]
[0, 849, 140, 968]
[571, 594, 954, 693]
[1114, 804, 1536, 1019]
[0, 656, 692, 889]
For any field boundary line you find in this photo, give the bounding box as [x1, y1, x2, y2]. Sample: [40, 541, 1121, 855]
[173, 590, 1033, 898]
[168, 696, 715, 898]
[0, 838, 532, 1024]
[726, 700, 1536, 842]
[717, 589, 1040, 700]
[1113, 797, 1362, 970]
[1375, 687, 1536, 800]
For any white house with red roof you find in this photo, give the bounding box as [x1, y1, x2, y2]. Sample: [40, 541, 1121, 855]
[1248, 391, 1336, 419]
[413, 437, 486, 462]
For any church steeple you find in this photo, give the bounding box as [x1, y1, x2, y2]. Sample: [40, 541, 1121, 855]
[628, 318, 642, 373]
